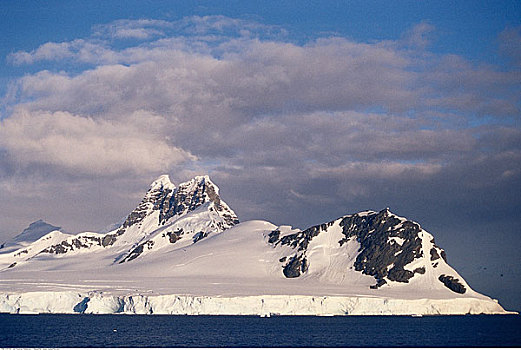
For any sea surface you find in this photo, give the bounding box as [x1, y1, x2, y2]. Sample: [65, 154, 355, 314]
[0, 314, 520, 347]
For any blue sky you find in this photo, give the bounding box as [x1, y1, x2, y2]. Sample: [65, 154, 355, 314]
[0, 1, 520, 310]
[1, 1, 520, 69]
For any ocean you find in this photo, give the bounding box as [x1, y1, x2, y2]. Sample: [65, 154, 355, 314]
[0, 314, 520, 347]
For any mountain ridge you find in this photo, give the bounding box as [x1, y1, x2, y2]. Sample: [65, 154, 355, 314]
[13, 174, 239, 260]
[0, 174, 512, 315]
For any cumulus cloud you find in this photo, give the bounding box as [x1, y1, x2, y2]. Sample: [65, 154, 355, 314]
[8, 40, 83, 65]
[7, 16, 287, 66]
[0, 109, 195, 176]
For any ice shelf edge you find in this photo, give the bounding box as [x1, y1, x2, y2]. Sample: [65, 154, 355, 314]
[0, 291, 515, 315]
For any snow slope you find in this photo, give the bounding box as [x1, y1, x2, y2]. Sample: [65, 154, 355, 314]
[0, 175, 513, 315]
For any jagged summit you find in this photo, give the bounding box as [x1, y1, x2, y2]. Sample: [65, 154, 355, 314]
[117, 174, 239, 263]
[111, 174, 238, 236]
[7, 174, 240, 261]
[159, 175, 238, 226]
[129, 173, 238, 227]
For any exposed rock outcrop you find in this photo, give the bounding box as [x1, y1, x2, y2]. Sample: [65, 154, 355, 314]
[268, 209, 437, 288]
[439, 274, 466, 294]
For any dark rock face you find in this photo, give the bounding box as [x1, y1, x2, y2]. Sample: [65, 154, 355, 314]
[414, 267, 426, 274]
[283, 255, 308, 278]
[387, 269, 415, 283]
[268, 222, 334, 278]
[159, 177, 239, 228]
[158, 180, 204, 224]
[42, 235, 107, 254]
[118, 181, 176, 235]
[268, 209, 430, 288]
[429, 244, 447, 267]
[267, 230, 280, 244]
[42, 243, 68, 254]
[370, 279, 387, 289]
[121, 244, 144, 263]
[102, 234, 117, 247]
[14, 249, 28, 257]
[120, 240, 155, 263]
[277, 222, 334, 252]
[192, 231, 209, 243]
[439, 274, 466, 294]
[338, 209, 424, 287]
[430, 248, 440, 261]
[165, 228, 183, 243]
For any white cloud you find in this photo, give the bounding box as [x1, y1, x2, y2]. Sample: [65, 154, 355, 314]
[8, 40, 82, 65]
[93, 19, 174, 40]
[1, 15, 520, 241]
[0, 109, 195, 176]
[402, 22, 436, 49]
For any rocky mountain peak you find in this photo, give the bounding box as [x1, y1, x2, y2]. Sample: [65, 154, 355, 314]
[117, 174, 238, 233]
[116, 175, 239, 263]
[114, 175, 177, 233]
[159, 175, 239, 228]
[33, 175, 240, 257]
[267, 208, 457, 291]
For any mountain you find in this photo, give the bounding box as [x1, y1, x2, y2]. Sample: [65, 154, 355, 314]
[0, 220, 62, 254]
[0, 175, 513, 315]
[9, 175, 239, 263]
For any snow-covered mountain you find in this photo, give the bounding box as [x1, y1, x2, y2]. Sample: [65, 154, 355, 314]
[1, 175, 238, 267]
[0, 175, 513, 315]
[0, 220, 61, 254]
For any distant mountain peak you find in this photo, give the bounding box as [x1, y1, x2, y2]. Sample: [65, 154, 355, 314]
[0, 219, 61, 253]
[17, 220, 61, 240]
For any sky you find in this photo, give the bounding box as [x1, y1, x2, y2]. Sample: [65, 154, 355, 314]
[0, 1, 520, 310]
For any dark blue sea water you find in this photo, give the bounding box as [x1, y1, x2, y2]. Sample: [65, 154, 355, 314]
[0, 314, 520, 347]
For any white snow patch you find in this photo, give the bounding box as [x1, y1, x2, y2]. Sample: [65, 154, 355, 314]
[388, 237, 405, 246]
